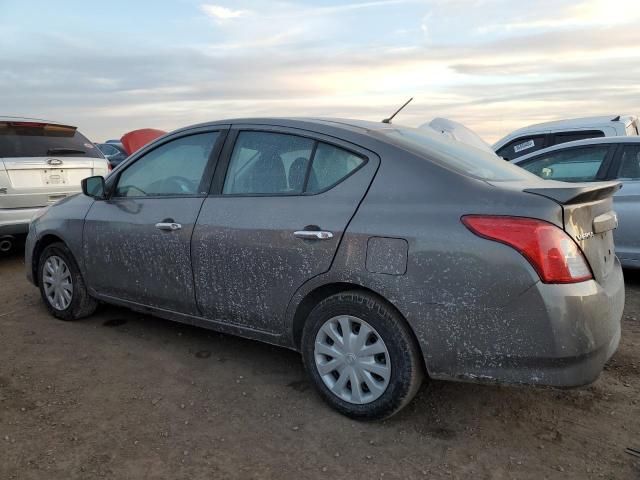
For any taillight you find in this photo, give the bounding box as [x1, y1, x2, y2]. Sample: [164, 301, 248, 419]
[462, 215, 593, 284]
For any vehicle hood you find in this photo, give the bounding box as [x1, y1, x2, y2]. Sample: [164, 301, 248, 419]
[121, 129, 167, 155]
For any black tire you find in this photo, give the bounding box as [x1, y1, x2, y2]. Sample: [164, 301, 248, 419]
[37, 242, 97, 321]
[301, 290, 424, 420]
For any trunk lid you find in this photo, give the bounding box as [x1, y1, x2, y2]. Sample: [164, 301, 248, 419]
[524, 181, 621, 282]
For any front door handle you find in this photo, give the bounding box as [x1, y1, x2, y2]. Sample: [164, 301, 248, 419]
[155, 222, 182, 231]
[294, 230, 334, 240]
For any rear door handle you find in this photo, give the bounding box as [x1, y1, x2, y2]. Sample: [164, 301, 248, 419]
[155, 222, 182, 231]
[294, 230, 334, 240]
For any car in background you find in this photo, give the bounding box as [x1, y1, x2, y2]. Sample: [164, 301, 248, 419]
[494, 115, 640, 161]
[96, 142, 128, 168]
[513, 136, 640, 269]
[26, 117, 624, 419]
[0, 117, 109, 250]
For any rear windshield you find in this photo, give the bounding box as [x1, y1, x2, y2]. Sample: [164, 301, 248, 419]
[377, 126, 533, 181]
[0, 122, 103, 158]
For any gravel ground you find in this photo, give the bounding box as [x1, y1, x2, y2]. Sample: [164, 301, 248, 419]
[1, 242, 639, 480]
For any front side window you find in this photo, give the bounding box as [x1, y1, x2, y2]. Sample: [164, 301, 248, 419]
[114, 132, 218, 197]
[617, 146, 640, 180]
[222, 131, 366, 195]
[497, 135, 546, 161]
[519, 146, 609, 182]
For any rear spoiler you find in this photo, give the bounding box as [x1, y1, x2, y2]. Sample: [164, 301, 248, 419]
[524, 181, 622, 205]
[0, 121, 76, 130]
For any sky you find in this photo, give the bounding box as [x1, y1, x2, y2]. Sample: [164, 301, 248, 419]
[1, 0, 639, 143]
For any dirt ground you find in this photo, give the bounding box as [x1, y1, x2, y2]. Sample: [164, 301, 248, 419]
[1, 242, 639, 480]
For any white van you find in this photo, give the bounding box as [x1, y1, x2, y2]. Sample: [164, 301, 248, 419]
[493, 115, 639, 160]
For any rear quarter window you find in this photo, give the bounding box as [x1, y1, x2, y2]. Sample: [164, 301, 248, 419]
[0, 122, 102, 159]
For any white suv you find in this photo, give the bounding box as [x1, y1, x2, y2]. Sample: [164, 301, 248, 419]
[0, 117, 109, 250]
[494, 115, 639, 161]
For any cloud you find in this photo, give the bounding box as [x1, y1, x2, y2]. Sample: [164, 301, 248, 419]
[200, 4, 249, 21]
[2, 1, 639, 142]
[480, 0, 640, 33]
[299, 0, 415, 16]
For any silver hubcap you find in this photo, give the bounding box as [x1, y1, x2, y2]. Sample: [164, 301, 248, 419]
[314, 315, 391, 404]
[43, 255, 73, 310]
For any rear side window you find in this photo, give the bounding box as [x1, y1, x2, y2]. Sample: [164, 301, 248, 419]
[552, 130, 605, 146]
[496, 135, 546, 160]
[0, 122, 102, 158]
[519, 146, 609, 182]
[222, 131, 365, 195]
[617, 146, 640, 180]
[223, 132, 315, 194]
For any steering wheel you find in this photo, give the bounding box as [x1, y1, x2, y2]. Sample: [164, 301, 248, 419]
[164, 176, 197, 194]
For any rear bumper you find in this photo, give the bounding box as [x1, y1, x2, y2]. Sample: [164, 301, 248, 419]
[0, 207, 43, 235]
[424, 258, 625, 387]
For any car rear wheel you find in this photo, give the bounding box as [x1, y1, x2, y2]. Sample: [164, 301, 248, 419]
[302, 290, 424, 420]
[38, 242, 97, 321]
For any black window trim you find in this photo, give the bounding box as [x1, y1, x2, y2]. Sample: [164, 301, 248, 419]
[517, 144, 617, 182]
[209, 126, 369, 198]
[104, 126, 229, 201]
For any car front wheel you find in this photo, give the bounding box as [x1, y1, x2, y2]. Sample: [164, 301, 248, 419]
[38, 242, 97, 321]
[302, 290, 424, 420]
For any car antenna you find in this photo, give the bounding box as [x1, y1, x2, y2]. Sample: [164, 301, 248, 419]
[382, 97, 413, 124]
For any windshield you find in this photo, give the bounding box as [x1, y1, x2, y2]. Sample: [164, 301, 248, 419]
[377, 126, 535, 181]
[0, 122, 103, 158]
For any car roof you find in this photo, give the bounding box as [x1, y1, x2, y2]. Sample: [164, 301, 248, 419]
[182, 117, 396, 133]
[494, 114, 637, 148]
[512, 136, 640, 164]
[515, 115, 636, 131]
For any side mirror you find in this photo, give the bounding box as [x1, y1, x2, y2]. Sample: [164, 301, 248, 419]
[82, 176, 106, 199]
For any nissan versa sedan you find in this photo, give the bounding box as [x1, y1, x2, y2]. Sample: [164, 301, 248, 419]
[26, 118, 625, 420]
[512, 136, 640, 269]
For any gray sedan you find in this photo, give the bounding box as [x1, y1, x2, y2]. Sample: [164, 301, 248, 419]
[512, 136, 640, 269]
[25, 118, 624, 419]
